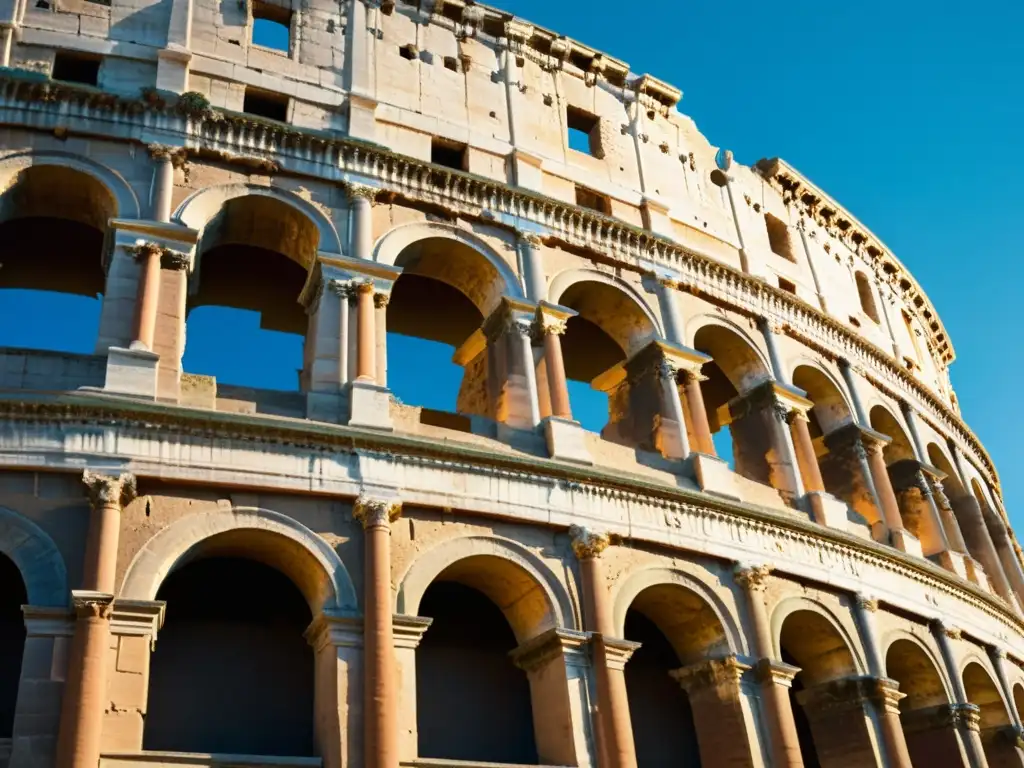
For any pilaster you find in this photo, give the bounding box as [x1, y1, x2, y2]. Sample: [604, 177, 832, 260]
[304, 611, 364, 768]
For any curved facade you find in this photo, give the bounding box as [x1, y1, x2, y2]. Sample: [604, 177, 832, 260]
[0, 3, 1022, 768]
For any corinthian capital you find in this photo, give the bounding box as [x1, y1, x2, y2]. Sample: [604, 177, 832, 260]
[82, 471, 137, 510]
[534, 315, 567, 337]
[353, 496, 402, 529]
[569, 525, 610, 560]
[346, 184, 379, 203]
[734, 563, 772, 592]
[72, 591, 114, 620]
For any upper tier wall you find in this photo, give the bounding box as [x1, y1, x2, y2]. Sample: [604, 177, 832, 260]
[0, 0, 957, 408]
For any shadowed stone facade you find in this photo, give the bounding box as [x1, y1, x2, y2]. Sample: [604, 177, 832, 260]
[0, 2, 1022, 768]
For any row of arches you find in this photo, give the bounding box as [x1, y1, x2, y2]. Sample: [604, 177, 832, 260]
[1, 502, 1024, 766]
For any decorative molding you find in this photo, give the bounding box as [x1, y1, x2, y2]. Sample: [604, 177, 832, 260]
[81, 470, 136, 510]
[670, 654, 749, 694]
[353, 495, 402, 529]
[71, 590, 114, 620]
[734, 563, 772, 592]
[569, 525, 610, 560]
[856, 594, 880, 613]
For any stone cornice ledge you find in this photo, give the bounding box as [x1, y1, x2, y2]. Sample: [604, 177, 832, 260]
[0, 74, 998, 493]
[0, 390, 1020, 641]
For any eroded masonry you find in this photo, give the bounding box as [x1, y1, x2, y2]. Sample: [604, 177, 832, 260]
[0, 1, 1021, 768]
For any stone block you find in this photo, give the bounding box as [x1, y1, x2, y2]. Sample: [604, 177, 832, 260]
[891, 528, 924, 558]
[347, 380, 393, 431]
[543, 417, 592, 465]
[104, 347, 160, 399]
[805, 490, 849, 531]
[115, 635, 149, 675]
[936, 549, 970, 581]
[179, 373, 216, 409]
[307, 392, 345, 424]
[691, 453, 740, 500]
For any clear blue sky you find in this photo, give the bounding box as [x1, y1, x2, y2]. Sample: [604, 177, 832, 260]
[2, 2, 1022, 528]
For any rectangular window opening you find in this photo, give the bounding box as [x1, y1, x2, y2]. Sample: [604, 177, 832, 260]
[575, 185, 610, 215]
[399, 44, 418, 61]
[566, 106, 602, 157]
[764, 213, 797, 262]
[431, 138, 467, 171]
[251, 0, 292, 52]
[443, 56, 459, 73]
[243, 88, 289, 122]
[778, 277, 796, 294]
[52, 52, 101, 86]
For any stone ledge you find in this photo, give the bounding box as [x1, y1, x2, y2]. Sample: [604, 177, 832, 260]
[100, 752, 323, 768]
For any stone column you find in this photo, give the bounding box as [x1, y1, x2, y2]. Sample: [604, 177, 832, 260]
[334, 280, 352, 388]
[0, 24, 13, 69]
[657, 359, 690, 458]
[355, 281, 377, 383]
[128, 243, 163, 352]
[951, 489, 1015, 605]
[852, 596, 913, 768]
[789, 410, 825, 493]
[519, 233, 548, 303]
[988, 648, 1020, 728]
[795, 675, 899, 768]
[473, 300, 542, 429]
[862, 436, 913, 545]
[391, 616, 432, 761]
[758, 318, 789, 385]
[349, 185, 377, 261]
[671, 655, 757, 768]
[795, 219, 828, 312]
[653, 278, 685, 346]
[681, 369, 716, 456]
[931, 478, 972, 556]
[537, 314, 572, 420]
[839, 359, 870, 426]
[81, 471, 136, 595]
[901, 704, 978, 768]
[820, 424, 889, 540]
[932, 621, 991, 768]
[148, 145, 178, 223]
[569, 526, 638, 768]
[304, 612, 365, 768]
[988, 521, 1024, 610]
[54, 594, 114, 768]
[734, 565, 804, 768]
[354, 496, 402, 768]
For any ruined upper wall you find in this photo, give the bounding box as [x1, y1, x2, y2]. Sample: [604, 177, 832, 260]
[0, 0, 956, 407]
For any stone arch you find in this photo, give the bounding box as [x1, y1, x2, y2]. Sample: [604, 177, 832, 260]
[771, 597, 865, 684]
[0, 507, 67, 608]
[882, 632, 953, 710]
[962, 660, 1014, 730]
[120, 506, 357, 613]
[869, 404, 917, 465]
[610, 566, 745, 660]
[791, 361, 855, 435]
[174, 183, 342, 257]
[0, 149, 140, 222]
[373, 222, 523, 316]
[395, 535, 572, 642]
[548, 268, 662, 349]
[1013, 683, 1024, 724]
[686, 315, 772, 393]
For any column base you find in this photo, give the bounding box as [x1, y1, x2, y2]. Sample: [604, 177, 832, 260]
[347, 380, 393, 431]
[890, 528, 924, 558]
[805, 490, 850, 530]
[307, 391, 345, 424]
[964, 556, 992, 592]
[690, 453, 740, 500]
[104, 347, 160, 399]
[543, 417, 593, 465]
[934, 549, 971, 581]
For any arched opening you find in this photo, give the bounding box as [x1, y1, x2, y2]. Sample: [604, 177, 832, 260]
[885, 639, 950, 766]
[416, 580, 538, 764]
[691, 324, 772, 480]
[926, 444, 995, 576]
[144, 557, 314, 756]
[779, 609, 860, 767]
[185, 195, 317, 394]
[1013, 683, 1024, 726]
[0, 554, 27, 739]
[0, 166, 112, 358]
[855, 272, 880, 324]
[386, 237, 499, 426]
[556, 280, 657, 438]
[963, 662, 1016, 764]
[792, 365, 855, 502]
[623, 583, 732, 767]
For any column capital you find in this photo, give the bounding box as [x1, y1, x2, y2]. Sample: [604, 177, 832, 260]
[870, 676, 907, 715]
[569, 525, 611, 560]
[328, 278, 356, 299]
[734, 563, 772, 592]
[595, 635, 642, 670]
[70, 590, 114, 620]
[954, 703, 982, 732]
[931, 619, 963, 641]
[147, 143, 187, 167]
[510, 627, 589, 672]
[535, 314, 567, 336]
[518, 231, 544, 248]
[353, 496, 402, 529]
[670, 654, 750, 696]
[855, 593, 880, 612]
[373, 291, 390, 309]
[681, 368, 709, 384]
[346, 183, 379, 203]
[759, 316, 785, 335]
[82, 470, 137, 510]
[989, 645, 1008, 660]
[753, 658, 800, 687]
[127, 240, 191, 271]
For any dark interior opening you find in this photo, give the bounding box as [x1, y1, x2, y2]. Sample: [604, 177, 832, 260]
[431, 139, 468, 171]
[782, 648, 821, 768]
[243, 89, 289, 122]
[623, 610, 702, 767]
[144, 557, 314, 756]
[52, 52, 101, 86]
[416, 581, 538, 764]
[574, 185, 610, 215]
[0, 554, 27, 739]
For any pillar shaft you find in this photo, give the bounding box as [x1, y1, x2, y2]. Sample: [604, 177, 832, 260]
[354, 496, 401, 768]
[682, 370, 715, 456]
[130, 245, 162, 352]
[55, 595, 113, 768]
[933, 622, 991, 768]
[356, 283, 377, 382]
[865, 442, 906, 534]
[759, 318, 789, 385]
[932, 479, 971, 554]
[570, 527, 637, 768]
[654, 279, 684, 346]
[541, 324, 572, 420]
[659, 364, 691, 458]
[671, 656, 756, 768]
[519, 234, 547, 302]
[989, 523, 1024, 609]
[840, 359, 870, 426]
[958, 493, 1015, 604]
[81, 471, 136, 594]
[151, 155, 174, 222]
[735, 565, 804, 768]
[790, 413, 825, 493]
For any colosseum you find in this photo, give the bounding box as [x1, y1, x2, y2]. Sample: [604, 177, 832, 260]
[0, 1, 1020, 768]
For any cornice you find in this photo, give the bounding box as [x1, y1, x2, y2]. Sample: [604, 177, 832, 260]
[0, 73, 999, 493]
[0, 390, 1019, 640]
